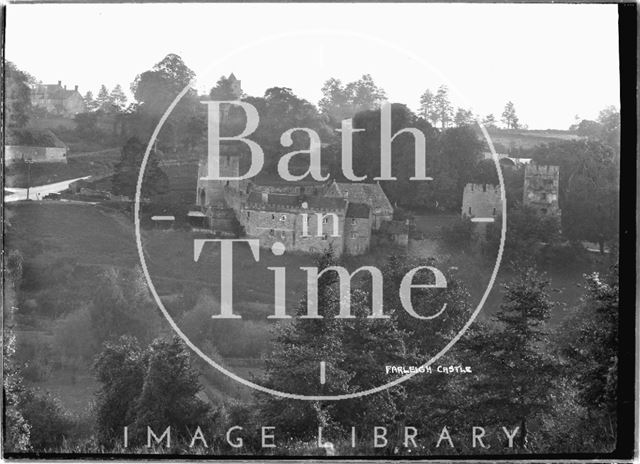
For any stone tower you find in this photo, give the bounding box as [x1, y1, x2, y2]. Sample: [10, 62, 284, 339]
[523, 163, 561, 218]
[228, 73, 242, 99]
[196, 153, 241, 208]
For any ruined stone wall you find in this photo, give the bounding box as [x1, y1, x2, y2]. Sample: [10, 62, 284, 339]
[461, 184, 502, 219]
[523, 164, 561, 217]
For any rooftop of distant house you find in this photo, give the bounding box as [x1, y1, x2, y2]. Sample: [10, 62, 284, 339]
[32, 81, 81, 98]
[331, 181, 394, 212]
[346, 203, 370, 219]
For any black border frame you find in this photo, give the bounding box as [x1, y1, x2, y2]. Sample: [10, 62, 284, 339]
[2, 2, 637, 461]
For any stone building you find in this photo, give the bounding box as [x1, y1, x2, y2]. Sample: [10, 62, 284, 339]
[241, 192, 349, 255]
[31, 81, 86, 116]
[523, 164, 561, 218]
[4, 129, 68, 165]
[325, 181, 394, 229]
[343, 203, 372, 255]
[193, 158, 387, 255]
[461, 183, 502, 219]
[227, 73, 242, 99]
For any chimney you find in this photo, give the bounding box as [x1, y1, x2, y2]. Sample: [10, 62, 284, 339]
[64, 85, 67, 90]
[57, 80, 62, 86]
[74, 85, 78, 92]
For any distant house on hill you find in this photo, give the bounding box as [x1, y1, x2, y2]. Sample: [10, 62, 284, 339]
[31, 80, 86, 116]
[5, 129, 69, 165]
[325, 181, 394, 229]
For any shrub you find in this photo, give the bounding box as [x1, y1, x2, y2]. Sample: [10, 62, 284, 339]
[20, 390, 74, 450]
[440, 216, 476, 250]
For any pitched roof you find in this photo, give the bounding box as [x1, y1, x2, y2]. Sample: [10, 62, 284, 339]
[33, 84, 80, 100]
[306, 196, 347, 211]
[346, 202, 370, 219]
[332, 182, 393, 212]
[246, 192, 346, 212]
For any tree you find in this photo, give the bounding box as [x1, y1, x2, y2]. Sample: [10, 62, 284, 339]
[484, 204, 561, 267]
[258, 250, 407, 440]
[3, 307, 31, 451]
[5, 61, 33, 129]
[132, 53, 196, 110]
[419, 89, 437, 126]
[597, 106, 620, 153]
[96, 84, 112, 109]
[209, 75, 241, 100]
[346, 74, 386, 114]
[110, 84, 128, 111]
[560, 266, 618, 433]
[380, 255, 475, 431]
[430, 125, 484, 209]
[318, 75, 386, 124]
[94, 335, 211, 446]
[19, 391, 73, 450]
[257, 250, 354, 440]
[331, 289, 407, 433]
[530, 139, 619, 252]
[431, 85, 454, 129]
[461, 270, 561, 449]
[132, 337, 211, 441]
[94, 336, 148, 444]
[130, 53, 199, 151]
[84, 91, 99, 112]
[88, 266, 163, 349]
[111, 136, 169, 199]
[319, 77, 352, 123]
[482, 113, 497, 128]
[454, 107, 474, 127]
[247, 87, 332, 173]
[501, 101, 519, 129]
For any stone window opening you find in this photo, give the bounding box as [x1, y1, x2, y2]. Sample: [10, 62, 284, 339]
[468, 206, 472, 215]
[351, 218, 357, 225]
[493, 207, 497, 216]
[280, 215, 287, 222]
[269, 229, 275, 236]
[351, 232, 357, 239]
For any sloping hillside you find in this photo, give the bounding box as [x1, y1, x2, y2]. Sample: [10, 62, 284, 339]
[476, 127, 581, 152]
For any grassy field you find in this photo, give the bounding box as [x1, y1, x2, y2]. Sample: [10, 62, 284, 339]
[478, 128, 580, 152]
[6, 200, 611, 415]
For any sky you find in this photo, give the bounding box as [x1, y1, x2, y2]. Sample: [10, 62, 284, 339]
[6, 3, 620, 130]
